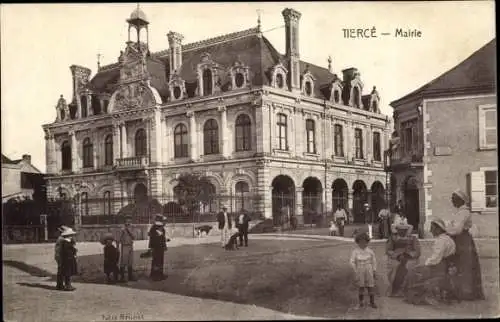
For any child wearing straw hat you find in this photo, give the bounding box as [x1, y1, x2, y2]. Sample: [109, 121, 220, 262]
[59, 227, 78, 291]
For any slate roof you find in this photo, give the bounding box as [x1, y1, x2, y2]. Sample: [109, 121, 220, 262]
[89, 26, 361, 102]
[2, 154, 16, 164]
[391, 38, 496, 106]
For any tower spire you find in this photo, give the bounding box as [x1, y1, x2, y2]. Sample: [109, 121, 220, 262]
[257, 9, 262, 32]
[97, 53, 102, 71]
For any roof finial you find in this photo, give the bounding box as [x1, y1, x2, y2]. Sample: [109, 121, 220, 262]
[257, 9, 263, 31]
[328, 56, 332, 73]
[97, 53, 102, 71]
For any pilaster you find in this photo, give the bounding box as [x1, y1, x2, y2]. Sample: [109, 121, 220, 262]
[187, 111, 197, 161]
[112, 123, 121, 163]
[218, 106, 229, 158]
[150, 109, 163, 164]
[295, 187, 304, 225]
[120, 122, 128, 157]
[70, 130, 77, 171]
[324, 188, 332, 214]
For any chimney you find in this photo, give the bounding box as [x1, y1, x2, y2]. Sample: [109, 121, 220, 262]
[22, 154, 31, 163]
[167, 31, 184, 77]
[70, 65, 91, 118]
[282, 8, 302, 93]
[342, 67, 360, 83]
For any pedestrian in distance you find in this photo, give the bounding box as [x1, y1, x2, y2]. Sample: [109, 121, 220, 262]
[148, 214, 170, 281]
[217, 205, 233, 248]
[58, 227, 78, 291]
[236, 209, 251, 247]
[101, 233, 120, 284]
[334, 204, 348, 236]
[118, 215, 136, 282]
[55, 225, 70, 290]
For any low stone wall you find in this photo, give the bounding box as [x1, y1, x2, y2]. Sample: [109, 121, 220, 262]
[76, 221, 262, 242]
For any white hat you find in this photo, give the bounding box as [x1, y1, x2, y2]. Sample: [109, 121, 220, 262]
[431, 218, 447, 231]
[61, 227, 77, 236]
[364, 203, 369, 207]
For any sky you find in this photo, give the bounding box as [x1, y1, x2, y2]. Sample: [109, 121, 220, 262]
[1, 2, 495, 172]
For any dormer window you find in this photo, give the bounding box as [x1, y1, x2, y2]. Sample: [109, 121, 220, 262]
[301, 68, 316, 98]
[202, 69, 213, 96]
[230, 60, 250, 90]
[235, 73, 244, 88]
[271, 63, 288, 90]
[334, 90, 340, 103]
[173, 86, 182, 99]
[352, 86, 361, 108]
[168, 70, 186, 102]
[197, 52, 221, 97]
[276, 74, 284, 88]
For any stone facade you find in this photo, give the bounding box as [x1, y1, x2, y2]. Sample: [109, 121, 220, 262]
[42, 7, 391, 228]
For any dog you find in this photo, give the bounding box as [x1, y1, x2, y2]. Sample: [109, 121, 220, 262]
[195, 225, 213, 238]
[224, 232, 240, 250]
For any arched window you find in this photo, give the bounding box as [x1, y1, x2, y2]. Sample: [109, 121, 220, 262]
[203, 119, 219, 155]
[355, 128, 364, 159]
[235, 73, 245, 88]
[61, 141, 72, 170]
[373, 132, 381, 161]
[104, 135, 113, 166]
[202, 69, 213, 96]
[352, 86, 361, 108]
[306, 119, 316, 153]
[235, 114, 251, 151]
[135, 129, 147, 157]
[277, 113, 288, 150]
[276, 73, 284, 89]
[103, 191, 111, 215]
[334, 90, 340, 103]
[304, 81, 313, 96]
[173, 86, 182, 100]
[81, 95, 88, 118]
[174, 124, 188, 158]
[81, 192, 89, 216]
[235, 181, 250, 212]
[82, 138, 93, 168]
[334, 124, 344, 157]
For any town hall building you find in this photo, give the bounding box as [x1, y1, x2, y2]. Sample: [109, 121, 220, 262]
[42, 7, 391, 225]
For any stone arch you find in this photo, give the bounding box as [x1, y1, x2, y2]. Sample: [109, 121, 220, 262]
[352, 180, 368, 223]
[332, 178, 349, 211]
[302, 177, 323, 216]
[129, 181, 148, 201]
[96, 184, 113, 197]
[271, 175, 296, 226]
[54, 184, 72, 199]
[370, 181, 386, 217]
[227, 170, 256, 193]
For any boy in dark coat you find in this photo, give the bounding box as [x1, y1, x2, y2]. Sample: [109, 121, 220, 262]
[59, 227, 78, 291]
[102, 233, 120, 284]
[148, 214, 170, 281]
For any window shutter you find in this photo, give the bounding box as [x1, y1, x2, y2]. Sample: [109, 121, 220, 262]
[478, 106, 486, 149]
[468, 171, 485, 211]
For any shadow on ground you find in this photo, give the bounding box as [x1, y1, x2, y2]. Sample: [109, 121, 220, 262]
[5, 238, 499, 319]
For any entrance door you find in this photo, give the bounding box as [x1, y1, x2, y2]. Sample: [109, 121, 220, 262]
[404, 177, 420, 233]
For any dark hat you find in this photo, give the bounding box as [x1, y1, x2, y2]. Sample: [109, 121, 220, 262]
[100, 232, 115, 245]
[354, 231, 371, 244]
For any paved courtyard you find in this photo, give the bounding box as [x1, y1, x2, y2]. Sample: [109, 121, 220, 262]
[3, 234, 499, 321]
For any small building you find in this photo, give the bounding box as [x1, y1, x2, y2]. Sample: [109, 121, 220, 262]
[389, 39, 497, 238]
[2, 154, 45, 203]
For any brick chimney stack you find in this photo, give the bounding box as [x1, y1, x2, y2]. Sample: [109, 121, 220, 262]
[167, 31, 184, 77]
[282, 8, 302, 93]
[22, 154, 31, 163]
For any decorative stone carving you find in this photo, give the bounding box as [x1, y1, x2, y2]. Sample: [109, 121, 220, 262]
[271, 63, 288, 89]
[114, 82, 153, 110]
[229, 59, 250, 90]
[301, 66, 316, 97]
[168, 70, 187, 102]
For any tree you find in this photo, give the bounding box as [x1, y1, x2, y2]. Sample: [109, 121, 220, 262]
[174, 173, 214, 216]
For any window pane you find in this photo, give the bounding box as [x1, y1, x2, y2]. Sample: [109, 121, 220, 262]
[485, 111, 497, 127]
[485, 184, 497, 195]
[485, 129, 497, 145]
[485, 171, 497, 183]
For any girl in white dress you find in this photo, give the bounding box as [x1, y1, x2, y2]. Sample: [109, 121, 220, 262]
[350, 232, 378, 308]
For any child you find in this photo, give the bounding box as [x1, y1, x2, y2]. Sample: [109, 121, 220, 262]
[102, 233, 120, 284]
[329, 221, 338, 236]
[350, 232, 377, 309]
[59, 227, 78, 291]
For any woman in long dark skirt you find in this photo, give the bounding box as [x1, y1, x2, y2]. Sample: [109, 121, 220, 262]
[445, 189, 485, 301]
[148, 215, 169, 281]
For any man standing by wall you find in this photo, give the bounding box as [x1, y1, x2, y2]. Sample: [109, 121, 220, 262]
[333, 205, 347, 237]
[118, 215, 136, 282]
[217, 205, 232, 248]
[236, 209, 251, 247]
